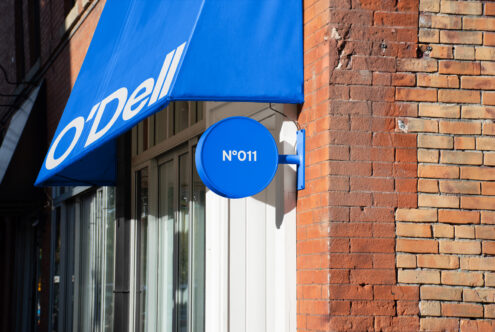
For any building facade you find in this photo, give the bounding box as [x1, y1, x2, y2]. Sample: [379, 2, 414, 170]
[1, 0, 495, 331]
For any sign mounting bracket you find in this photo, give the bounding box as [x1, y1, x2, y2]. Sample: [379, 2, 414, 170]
[278, 129, 305, 190]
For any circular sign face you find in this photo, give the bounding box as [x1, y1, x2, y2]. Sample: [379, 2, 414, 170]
[195, 116, 279, 198]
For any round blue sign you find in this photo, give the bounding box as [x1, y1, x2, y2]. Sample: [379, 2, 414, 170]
[195, 116, 279, 198]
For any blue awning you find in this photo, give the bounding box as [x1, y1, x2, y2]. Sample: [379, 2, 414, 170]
[35, 0, 303, 186]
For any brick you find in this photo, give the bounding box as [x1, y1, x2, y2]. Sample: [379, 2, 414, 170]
[433, 224, 454, 238]
[455, 225, 475, 239]
[419, 179, 438, 193]
[440, 151, 482, 165]
[439, 209, 480, 224]
[397, 239, 438, 253]
[417, 254, 459, 269]
[488, 3, 495, 16]
[462, 106, 495, 119]
[398, 270, 440, 284]
[461, 166, 495, 180]
[440, 30, 483, 45]
[476, 225, 495, 240]
[432, 15, 461, 30]
[418, 150, 439, 163]
[418, 134, 453, 149]
[484, 92, 495, 106]
[374, 285, 419, 301]
[482, 181, 495, 194]
[419, 194, 458, 208]
[420, 301, 441, 316]
[486, 33, 495, 47]
[454, 46, 475, 60]
[350, 269, 396, 285]
[485, 305, 495, 318]
[397, 223, 432, 238]
[350, 238, 395, 253]
[440, 121, 481, 135]
[440, 1, 482, 15]
[483, 123, 495, 136]
[418, 165, 458, 179]
[329, 285, 373, 300]
[417, 74, 458, 88]
[438, 89, 480, 104]
[420, 318, 459, 332]
[397, 254, 416, 268]
[420, 0, 440, 12]
[442, 271, 484, 286]
[352, 56, 396, 72]
[461, 76, 495, 90]
[396, 88, 437, 102]
[392, 73, 416, 86]
[396, 208, 437, 222]
[421, 285, 462, 301]
[442, 303, 483, 318]
[463, 196, 495, 210]
[464, 17, 495, 31]
[487, 273, 495, 286]
[464, 288, 495, 303]
[476, 47, 495, 61]
[460, 319, 495, 331]
[419, 29, 439, 43]
[439, 180, 480, 194]
[482, 211, 495, 224]
[403, 118, 438, 133]
[454, 137, 475, 150]
[429, 44, 454, 59]
[440, 240, 481, 255]
[439, 61, 481, 75]
[397, 58, 438, 73]
[419, 103, 460, 118]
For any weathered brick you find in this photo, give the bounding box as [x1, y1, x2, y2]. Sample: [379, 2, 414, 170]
[433, 224, 454, 238]
[455, 225, 475, 239]
[419, 194, 458, 208]
[419, 29, 439, 43]
[485, 33, 495, 47]
[397, 223, 432, 238]
[454, 137, 475, 150]
[439, 209, 480, 224]
[397, 239, 438, 253]
[396, 88, 437, 102]
[392, 73, 416, 86]
[454, 46, 475, 60]
[463, 196, 495, 210]
[482, 181, 495, 194]
[460, 319, 495, 331]
[396, 208, 437, 222]
[432, 15, 461, 30]
[484, 91, 495, 106]
[485, 305, 495, 318]
[464, 17, 495, 31]
[439, 240, 481, 255]
[486, 273, 495, 286]
[417, 254, 459, 269]
[439, 180, 480, 194]
[420, 0, 440, 12]
[438, 89, 480, 104]
[475, 225, 495, 240]
[462, 106, 495, 119]
[483, 123, 495, 136]
[419, 103, 460, 118]
[397, 58, 438, 73]
[461, 166, 495, 181]
[440, 31, 483, 45]
[482, 211, 495, 225]
[417, 74, 459, 88]
[440, 1, 482, 15]
[442, 271, 484, 286]
[420, 301, 441, 316]
[461, 76, 495, 90]
[440, 151, 482, 165]
[476, 47, 495, 61]
[418, 134, 453, 149]
[403, 118, 438, 133]
[418, 149, 439, 163]
[419, 179, 439, 193]
[478, 137, 495, 150]
[398, 270, 440, 284]
[439, 61, 481, 75]
[464, 288, 495, 303]
[397, 254, 416, 268]
[418, 165, 458, 179]
[487, 3, 495, 16]
[421, 285, 462, 301]
[420, 318, 459, 332]
[442, 303, 483, 318]
[430, 44, 454, 59]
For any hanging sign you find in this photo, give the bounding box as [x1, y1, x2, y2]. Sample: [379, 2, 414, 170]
[195, 117, 279, 198]
[196, 116, 306, 199]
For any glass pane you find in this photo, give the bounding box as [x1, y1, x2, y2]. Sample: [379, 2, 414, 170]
[51, 208, 61, 332]
[103, 188, 116, 332]
[155, 108, 168, 144]
[137, 169, 149, 332]
[196, 102, 203, 122]
[177, 153, 189, 332]
[158, 161, 174, 332]
[174, 102, 189, 134]
[78, 194, 94, 332]
[192, 147, 205, 332]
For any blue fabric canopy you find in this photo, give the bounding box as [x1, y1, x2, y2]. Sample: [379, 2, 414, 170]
[35, 0, 303, 186]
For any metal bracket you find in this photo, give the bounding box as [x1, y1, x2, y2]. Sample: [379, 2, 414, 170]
[278, 129, 305, 190]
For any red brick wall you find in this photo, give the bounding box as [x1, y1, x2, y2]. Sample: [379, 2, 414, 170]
[299, 0, 420, 330]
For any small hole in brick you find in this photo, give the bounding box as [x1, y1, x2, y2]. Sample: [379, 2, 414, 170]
[416, 46, 423, 58]
[360, 206, 365, 211]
